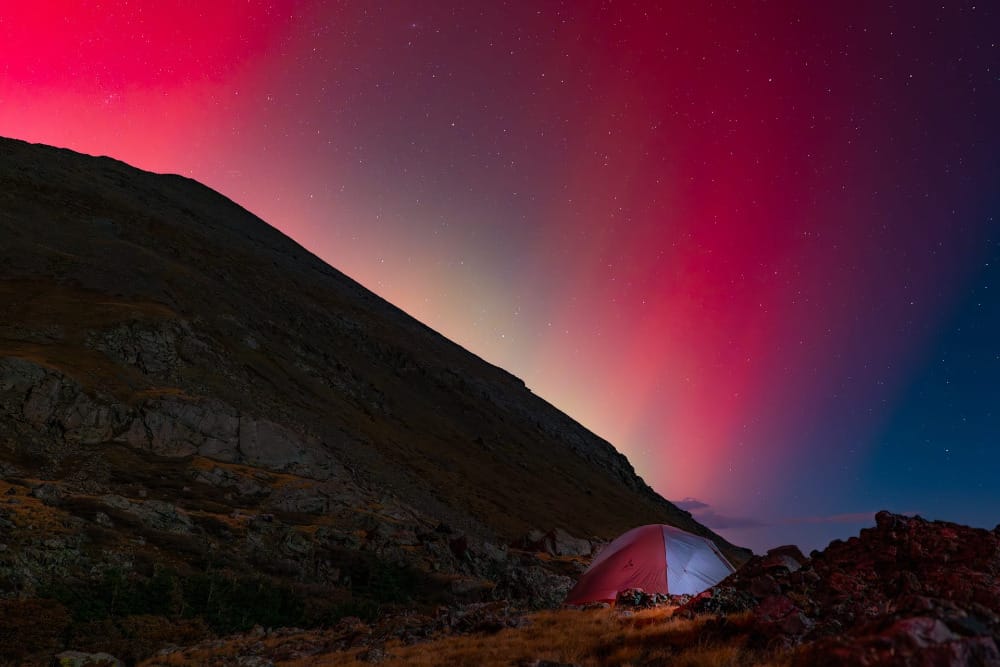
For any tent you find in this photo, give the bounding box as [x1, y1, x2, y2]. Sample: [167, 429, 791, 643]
[565, 524, 735, 605]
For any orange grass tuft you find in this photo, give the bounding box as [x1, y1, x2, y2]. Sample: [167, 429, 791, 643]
[138, 607, 792, 667]
[270, 607, 789, 667]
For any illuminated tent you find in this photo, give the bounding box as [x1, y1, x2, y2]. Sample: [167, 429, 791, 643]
[565, 524, 735, 605]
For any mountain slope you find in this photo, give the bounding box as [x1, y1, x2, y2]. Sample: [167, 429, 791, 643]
[0, 137, 748, 635]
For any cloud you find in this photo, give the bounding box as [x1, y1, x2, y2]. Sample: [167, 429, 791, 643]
[672, 497, 710, 511]
[672, 499, 917, 529]
[671, 497, 767, 530]
[696, 510, 769, 530]
[782, 512, 876, 525]
[782, 510, 920, 525]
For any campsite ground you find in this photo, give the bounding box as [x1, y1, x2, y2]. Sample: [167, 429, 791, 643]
[142, 607, 791, 666]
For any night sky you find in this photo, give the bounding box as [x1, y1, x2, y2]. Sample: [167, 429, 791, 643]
[2, 2, 997, 553]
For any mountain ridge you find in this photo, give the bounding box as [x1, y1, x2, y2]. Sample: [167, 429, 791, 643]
[2, 135, 737, 545]
[0, 136, 750, 660]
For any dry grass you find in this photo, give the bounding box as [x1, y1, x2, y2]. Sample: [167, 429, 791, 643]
[0, 478, 76, 535]
[331, 607, 785, 667]
[145, 607, 789, 667]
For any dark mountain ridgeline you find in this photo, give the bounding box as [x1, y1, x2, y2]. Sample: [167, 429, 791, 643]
[0, 136, 749, 660]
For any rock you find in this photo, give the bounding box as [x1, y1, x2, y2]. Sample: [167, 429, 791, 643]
[329, 616, 370, 649]
[523, 528, 546, 550]
[760, 544, 807, 574]
[121, 397, 239, 458]
[683, 511, 1000, 658]
[88, 321, 181, 377]
[677, 586, 756, 617]
[100, 495, 193, 533]
[541, 528, 592, 557]
[442, 601, 527, 634]
[794, 615, 1000, 666]
[581, 601, 611, 610]
[450, 577, 492, 597]
[0, 359, 117, 445]
[753, 595, 814, 642]
[0, 357, 46, 394]
[615, 588, 671, 609]
[749, 574, 782, 598]
[875, 510, 901, 531]
[190, 465, 270, 498]
[234, 658, 274, 667]
[237, 418, 333, 477]
[479, 541, 508, 562]
[31, 483, 63, 506]
[504, 565, 574, 608]
[358, 645, 388, 663]
[266, 483, 330, 514]
[52, 650, 124, 667]
[890, 616, 960, 647]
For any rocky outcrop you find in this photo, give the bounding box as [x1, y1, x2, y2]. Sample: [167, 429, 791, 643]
[99, 496, 193, 534]
[88, 320, 185, 379]
[522, 528, 595, 558]
[794, 613, 1000, 666]
[0, 356, 346, 481]
[681, 512, 1000, 665]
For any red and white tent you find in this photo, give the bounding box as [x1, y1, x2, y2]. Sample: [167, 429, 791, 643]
[565, 524, 735, 605]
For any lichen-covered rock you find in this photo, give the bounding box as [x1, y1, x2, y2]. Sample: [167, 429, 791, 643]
[88, 320, 182, 377]
[120, 398, 239, 457]
[100, 495, 193, 533]
[614, 588, 671, 609]
[502, 565, 574, 608]
[542, 528, 592, 557]
[793, 615, 1000, 666]
[683, 512, 1000, 662]
[0, 357, 119, 444]
[237, 418, 322, 475]
[189, 465, 271, 498]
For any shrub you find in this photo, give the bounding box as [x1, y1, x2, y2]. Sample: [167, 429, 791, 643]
[69, 615, 210, 663]
[0, 598, 71, 663]
[40, 565, 183, 621]
[40, 566, 306, 634]
[180, 572, 305, 633]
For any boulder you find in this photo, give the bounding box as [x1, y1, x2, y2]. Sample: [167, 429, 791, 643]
[120, 398, 239, 459]
[100, 495, 193, 533]
[504, 565, 574, 608]
[88, 320, 182, 377]
[541, 528, 592, 557]
[793, 615, 1000, 667]
[614, 588, 671, 609]
[760, 544, 807, 574]
[31, 483, 64, 506]
[753, 594, 814, 643]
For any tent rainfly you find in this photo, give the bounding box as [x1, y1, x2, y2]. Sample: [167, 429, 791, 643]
[565, 524, 735, 605]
